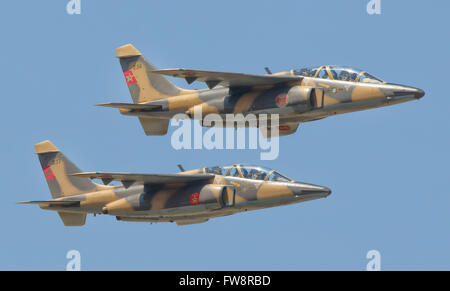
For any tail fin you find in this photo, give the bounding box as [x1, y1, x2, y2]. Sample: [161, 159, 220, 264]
[35, 140, 107, 199]
[116, 44, 193, 103]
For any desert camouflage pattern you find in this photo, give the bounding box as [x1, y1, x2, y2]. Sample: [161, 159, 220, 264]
[20, 141, 331, 226]
[100, 44, 425, 137]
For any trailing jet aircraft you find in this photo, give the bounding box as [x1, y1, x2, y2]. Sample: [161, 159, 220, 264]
[100, 44, 425, 137]
[19, 141, 331, 226]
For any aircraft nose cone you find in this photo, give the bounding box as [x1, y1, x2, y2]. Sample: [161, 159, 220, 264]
[391, 85, 425, 99]
[415, 88, 425, 99]
[320, 186, 332, 197]
[294, 183, 332, 197]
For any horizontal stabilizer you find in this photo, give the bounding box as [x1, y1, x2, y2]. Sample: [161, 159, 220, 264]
[70, 172, 215, 188]
[151, 68, 302, 88]
[97, 103, 162, 111]
[18, 200, 80, 206]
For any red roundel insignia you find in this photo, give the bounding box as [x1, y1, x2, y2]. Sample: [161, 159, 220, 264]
[189, 192, 200, 205]
[42, 166, 55, 180]
[124, 70, 136, 85]
[275, 93, 288, 107]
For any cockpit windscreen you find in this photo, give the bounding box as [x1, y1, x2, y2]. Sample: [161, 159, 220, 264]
[204, 165, 292, 182]
[293, 65, 383, 83]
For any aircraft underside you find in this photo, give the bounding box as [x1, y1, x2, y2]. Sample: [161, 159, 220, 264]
[125, 94, 413, 128]
[115, 193, 324, 225]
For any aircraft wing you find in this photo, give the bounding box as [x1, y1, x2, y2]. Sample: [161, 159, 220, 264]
[151, 68, 301, 88]
[70, 172, 215, 187]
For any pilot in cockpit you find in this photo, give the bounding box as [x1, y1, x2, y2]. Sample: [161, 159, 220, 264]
[339, 70, 351, 81]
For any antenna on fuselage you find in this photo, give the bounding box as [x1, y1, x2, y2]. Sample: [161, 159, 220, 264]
[177, 164, 185, 172]
[264, 67, 272, 74]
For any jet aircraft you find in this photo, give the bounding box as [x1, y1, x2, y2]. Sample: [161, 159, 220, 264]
[19, 141, 331, 226]
[100, 44, 425, 137]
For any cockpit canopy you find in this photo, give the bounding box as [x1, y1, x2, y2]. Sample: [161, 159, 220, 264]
[293, 65, 384, 84]
[204, 164, 292, 182]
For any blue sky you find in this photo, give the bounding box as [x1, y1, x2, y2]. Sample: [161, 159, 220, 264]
[1, 0, 449, 270]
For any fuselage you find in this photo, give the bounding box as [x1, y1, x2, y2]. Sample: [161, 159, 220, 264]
[39, 165, 331, 224]
[120, 73, 424, 128]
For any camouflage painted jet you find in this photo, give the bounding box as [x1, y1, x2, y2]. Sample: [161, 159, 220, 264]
[101, 44, 425, 137]
[19, 141, 331, 226]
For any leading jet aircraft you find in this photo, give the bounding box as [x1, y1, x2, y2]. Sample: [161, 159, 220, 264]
[100, 44, 425, 137]
[19, 141, 331, 226]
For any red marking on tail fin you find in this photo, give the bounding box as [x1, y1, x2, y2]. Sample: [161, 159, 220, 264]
[42, 166, 55, 180]
[124, 70, 136, 84]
